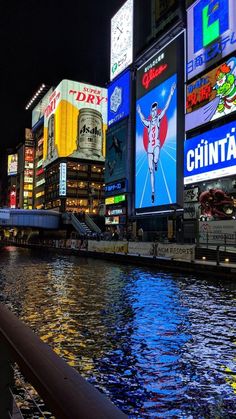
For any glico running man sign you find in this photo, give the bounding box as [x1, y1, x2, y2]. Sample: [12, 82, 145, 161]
[135, 32, 185, 214]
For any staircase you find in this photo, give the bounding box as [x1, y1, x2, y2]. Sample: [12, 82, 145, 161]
[62, 212, 101, 237]
[79, 222, 93, 236]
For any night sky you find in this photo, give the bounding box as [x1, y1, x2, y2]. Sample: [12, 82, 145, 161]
[0, 0, 124, 151]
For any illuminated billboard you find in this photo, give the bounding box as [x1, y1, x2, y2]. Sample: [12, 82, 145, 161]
[184, 120, 236, 184]
[32, 88, 53, 127]
[43, 80, 107, 166]
[7, 154, 18, 176]
[105, 119, 128, 184]
[59, 163, 67, 196]
[110, 0, 133, 81]
[135, 33, 185, 213]
[187, 0, 236, 80]
[186, 57, 236, 131]
[108, 71, 130, 126]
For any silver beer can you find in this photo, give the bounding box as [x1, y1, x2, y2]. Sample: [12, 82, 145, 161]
[77, 108, 103, 158]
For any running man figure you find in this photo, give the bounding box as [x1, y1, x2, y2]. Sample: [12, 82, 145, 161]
[137, 82, 176, 203]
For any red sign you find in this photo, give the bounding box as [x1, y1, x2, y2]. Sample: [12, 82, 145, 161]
[142, 64, 168, 90]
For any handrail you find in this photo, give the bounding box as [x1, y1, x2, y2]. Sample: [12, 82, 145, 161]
[85, 214, 101, 234]
[0, 303, 127, 419]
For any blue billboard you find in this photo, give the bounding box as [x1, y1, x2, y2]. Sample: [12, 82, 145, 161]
[105, 119, 128, 184]
[108, 71, 130, 126]
[187, 0, 236, 80]
[184, 120, 236, 184]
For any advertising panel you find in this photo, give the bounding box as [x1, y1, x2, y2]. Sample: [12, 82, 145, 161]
[43, 80, 107, 166]
[105, 216, 120, 225]
[9, 189, 16, 208]
[184, 186, 199, 202]
[184, 202, 199, 219]
[186, 57, 236, 131]
[7, 154, 18, 176]
[199, 219, 236, 243]
[108, 71, 130, 126]
[105, 179, 127, 195]
[156, 243, 195, 262]
[184, 120, 236, 184]
[32, 88, 53, 127]
[105, 118, 128, 184]
[110, 0, 133, 80]
[187, 0, 236, 80]
[25, 147, 34, 163]
[105, 194, 126, 205]
[59, 163, 67, 196]
[135, 33, 184, 212]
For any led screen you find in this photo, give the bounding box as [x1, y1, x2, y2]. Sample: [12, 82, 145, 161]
[187, 0, 236, 80]
[108, 71, 130, 126]
[110, 0, 133, 80]
[184, 120, 236, 184]
[135, 33, 184, 212]
[186, 56, 236, 131]
[105, 119, 128, 184]
[43, 80, 107, 166]
[7, 154, 18, 176]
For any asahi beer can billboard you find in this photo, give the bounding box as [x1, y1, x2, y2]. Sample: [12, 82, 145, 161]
[43, 80, 107, 166]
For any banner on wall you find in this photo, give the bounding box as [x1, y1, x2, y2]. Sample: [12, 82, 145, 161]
[187, 0, 236, 80]
[135, 32, 184, 212]
[43, 80, 107, 166]
[184, 120, 236, 184]
[186, 57, 236, 131]
[199, 219, 236, 243]
[105, 119, 128, 184]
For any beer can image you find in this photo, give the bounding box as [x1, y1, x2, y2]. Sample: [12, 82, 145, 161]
[47, 114, 55, 159]
[77, 108, 103, 158]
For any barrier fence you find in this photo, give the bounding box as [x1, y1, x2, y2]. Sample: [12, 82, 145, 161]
[0, 304, 127, 419]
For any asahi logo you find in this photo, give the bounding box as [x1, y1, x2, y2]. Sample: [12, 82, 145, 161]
[79, 125, 101, 137]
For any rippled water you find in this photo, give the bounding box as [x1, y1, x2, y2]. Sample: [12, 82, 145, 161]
[0, 246, 236, 418]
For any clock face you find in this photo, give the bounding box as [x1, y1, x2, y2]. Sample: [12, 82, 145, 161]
[110, 0, 133, 80]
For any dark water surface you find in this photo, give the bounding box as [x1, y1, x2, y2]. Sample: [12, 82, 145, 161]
[0, 246, 236, 418]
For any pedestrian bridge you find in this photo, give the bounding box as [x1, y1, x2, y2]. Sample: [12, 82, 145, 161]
[0, 209, 61, 229]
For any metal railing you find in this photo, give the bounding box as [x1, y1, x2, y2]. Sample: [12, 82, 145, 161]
[198, 232, 236, 248]
[0, 303, 127, 419]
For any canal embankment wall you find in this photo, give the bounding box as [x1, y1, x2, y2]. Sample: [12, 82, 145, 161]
[1, 239, 236, 279]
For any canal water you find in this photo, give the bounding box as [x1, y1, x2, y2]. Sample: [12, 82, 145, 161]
[0, 246, 236, 418]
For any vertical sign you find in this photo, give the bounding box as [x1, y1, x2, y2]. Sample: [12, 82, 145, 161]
[110, 0, 133, 80]
[135, 33, 184, 213]
[59, 163, 67, 196]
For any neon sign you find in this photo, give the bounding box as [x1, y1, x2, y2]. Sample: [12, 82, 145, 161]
[184, 120, 236, 184]
[187, 0, 236, 80]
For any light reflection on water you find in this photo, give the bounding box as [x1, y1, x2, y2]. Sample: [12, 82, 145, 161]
[0, 246, 236, 417]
